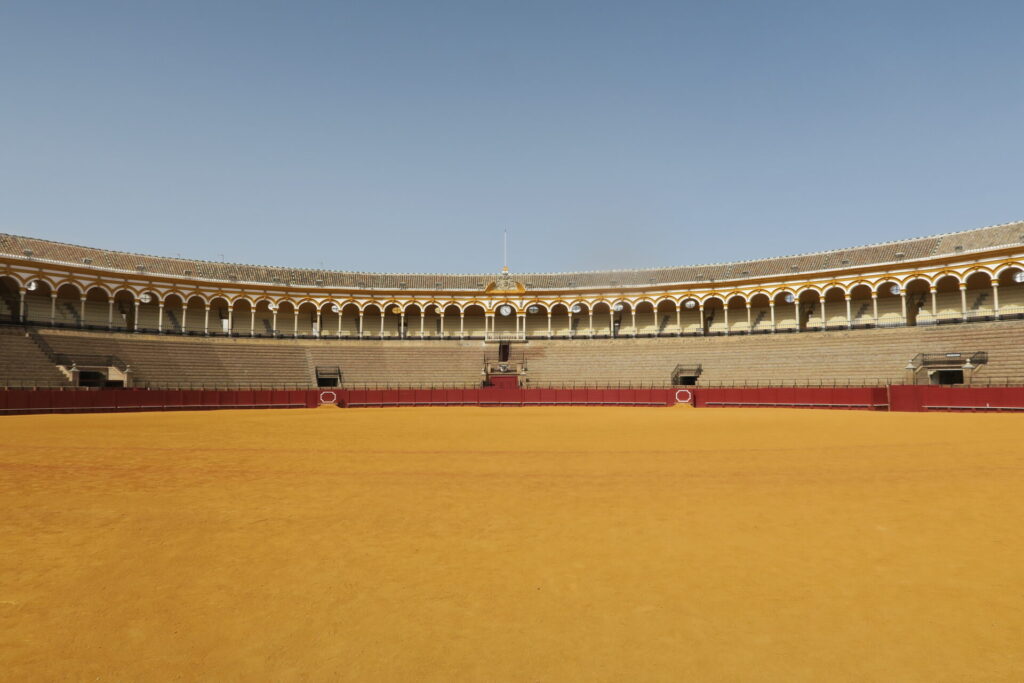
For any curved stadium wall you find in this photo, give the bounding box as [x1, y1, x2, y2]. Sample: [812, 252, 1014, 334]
[2, 220, 1024, 389]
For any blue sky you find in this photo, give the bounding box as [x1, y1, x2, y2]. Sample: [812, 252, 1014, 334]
[1, 1, 1021, 274]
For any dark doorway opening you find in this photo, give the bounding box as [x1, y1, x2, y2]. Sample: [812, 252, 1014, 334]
[932, 369, 964, 385]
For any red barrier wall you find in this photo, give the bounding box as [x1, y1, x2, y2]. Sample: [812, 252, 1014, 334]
[336, 387, 677, 408]
[693, 387, 888, 410]
[888, 385, 1024, 412]
[0, 389, 314, 416]
[6, 386, 1024, 416]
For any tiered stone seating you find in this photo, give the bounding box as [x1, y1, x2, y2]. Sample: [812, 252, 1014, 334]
[524, 319, 1024, 386]
[0, 327, 69, 387]
[3, 318, 1024, 389]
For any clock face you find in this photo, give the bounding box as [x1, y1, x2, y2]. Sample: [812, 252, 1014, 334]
[499, 304, 512, 316]
[685, 300, 696, 309]
[527, 305, 539, 314]
[1016, 272, 1024, 283]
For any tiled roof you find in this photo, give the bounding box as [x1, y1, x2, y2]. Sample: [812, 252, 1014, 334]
[2, 220, 1022, 291]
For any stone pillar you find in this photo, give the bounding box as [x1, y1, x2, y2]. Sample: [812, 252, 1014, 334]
[158, 302, 164, 333]
[459, 312, 465, 338]
[107, 299, 114, 330]
[227, 306, 233, 337]
[993, 281, 1001, 318]
[746, 303, 752, 333]
[79, 297, 87, 328]
[419, 310, 425, 338]
[272, 310, 278, 335]
[19, 289, 26, 323]
[631, 309, 637, 337]
[181, 305, 188, 334]
[872, 292, 879, 324]
[930, 287, 937, 317]
[723, 305, 729, 336]
[793, 300, 800, 331]
[358, 312, 364, 338]
[820, 299, 826, 330]
[379, 310, 385, 338]
[399, 312, 405, 338]
[294, 310, 299, 338]
[547, 311, 552, 338]
[845, 295, 852, 329]
[770, 301, 776, 332]
[959, 283, 968, 321]
[337, 308, 344, 338]
[250, 309, 256, 337]
[900, 292, 908, 324]
[133, 299, 140, 332]
[588, 310, 593, 337]
[50, 292, 57, 326]
[204, 306, 210, 335]
[675, 304, 681, 335]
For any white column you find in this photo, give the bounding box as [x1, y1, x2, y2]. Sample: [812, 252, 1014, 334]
[746, 303, 752, 333]
[79, 297, 87, 328]
[419, 310, 425, 337]
[819, 299, 826, 330]
[631, 309, 636, 337]
[19, 290, 27, 323]
[204, 306, 210, 335]
[459, 312, 465, 338]
[50, 292, 57, 326]
[675, 304, 681, 335]
[250, 309, 256, 337]
[723, 305, 729, 335]
[547, 311, 552, 338]
[930, 288, 937, 317]
[358, 312, 364, 338]
[959, 284, 967, 321]
[845, 295, 852, 329]
[872, 292, 879, 324]
[439, 310, 446, 337]
[900, 292, 908, 324]
[794, 300, 800, 331]
[293, 310, 299, 338]
[107, 299, 114, 330]
[379, 310, 385, 338]
[317, 310, 323, 338]
[337, 308, 343, 338]
[609, 309, 615, 336]
[181, 305, 188, 334]
[227, 306, 233, 337]
[132, 299, 139, 332]
[993, 281, 1001, 318]
[157, 302, 164, 332]
[698, 302, 705, 335]
[588, 310, 593, 337]
[769, 301, 776, 332]
[399, 312, 405, 338]
[272, 310, 278, 335]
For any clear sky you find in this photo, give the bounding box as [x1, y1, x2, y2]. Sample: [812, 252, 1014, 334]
[1, 1, 1021, 274]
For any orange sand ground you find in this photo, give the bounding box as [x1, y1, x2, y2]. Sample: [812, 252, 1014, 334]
[1, 406, 1023, 681]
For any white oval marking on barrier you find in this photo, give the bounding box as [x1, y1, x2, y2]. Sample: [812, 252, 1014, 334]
[675, 389, 692, 404]
[319, 391, 338, 405]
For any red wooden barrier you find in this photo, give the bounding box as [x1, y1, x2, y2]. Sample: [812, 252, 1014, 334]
[695, 387, 888, 410]
[5, 385, 1024, 416]
[888, 385, 1024, 412]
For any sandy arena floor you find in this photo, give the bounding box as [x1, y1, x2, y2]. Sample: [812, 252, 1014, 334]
[1, 406, 1023, 681]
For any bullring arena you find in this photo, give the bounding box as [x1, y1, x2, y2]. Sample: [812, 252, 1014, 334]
[3, 222, 1024, 680]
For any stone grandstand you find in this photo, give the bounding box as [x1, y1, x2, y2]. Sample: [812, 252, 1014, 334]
[2, 319, 1023, 389]
[2, 220, 1024, 390]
